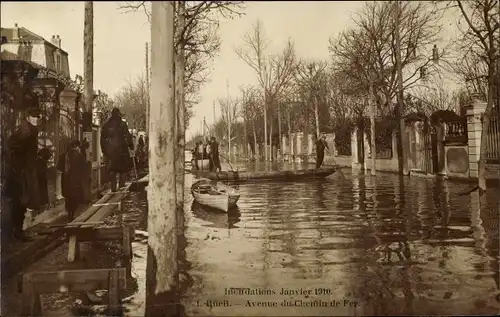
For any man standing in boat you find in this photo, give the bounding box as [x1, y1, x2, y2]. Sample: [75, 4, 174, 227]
[210, 136, 222, 172]
[315, 134, 329, 168]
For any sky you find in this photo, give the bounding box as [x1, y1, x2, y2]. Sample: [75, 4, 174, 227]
[1, 1, 460, 139]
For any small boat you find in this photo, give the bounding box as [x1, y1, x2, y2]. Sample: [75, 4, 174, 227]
[191, 178, 240, 212]
[189, 166, 339, 182]
[191, 201, 241, 229]
[190, 158, 211, 170]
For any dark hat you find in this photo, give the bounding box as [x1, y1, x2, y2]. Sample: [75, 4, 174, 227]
[27, 107, 41, 118]
[69, 140, 81, 148]
[111, 107, 122, 117]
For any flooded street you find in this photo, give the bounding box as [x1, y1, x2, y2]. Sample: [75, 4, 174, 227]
[123, 165, 499, 316]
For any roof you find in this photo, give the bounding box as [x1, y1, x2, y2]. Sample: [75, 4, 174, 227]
[0, 26, 68, 54]
[0, 49, 41, 69]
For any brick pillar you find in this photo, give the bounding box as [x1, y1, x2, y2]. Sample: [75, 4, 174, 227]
[465, 99, 487, 178]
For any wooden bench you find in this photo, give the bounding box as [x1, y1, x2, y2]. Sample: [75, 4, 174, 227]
[20, 268, 127, 316]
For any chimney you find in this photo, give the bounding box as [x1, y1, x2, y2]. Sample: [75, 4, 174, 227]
[56, 35, 61, 48]
[13, 23, 19, 40]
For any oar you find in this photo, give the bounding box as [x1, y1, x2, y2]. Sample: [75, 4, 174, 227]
[219, 154, 236, 172]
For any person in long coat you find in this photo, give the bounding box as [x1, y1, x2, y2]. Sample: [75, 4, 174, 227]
[57, 140, 85, 220]
[4, 107, 42, 241]
[210, 136, 222, 172]
[100, 108, 134, 192]
[36, 147, 52, 209]
[315, 134, 329, 168]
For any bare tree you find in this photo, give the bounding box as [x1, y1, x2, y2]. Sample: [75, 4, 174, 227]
[294, 60, 329, 138]
[218, 93, 240, 157]
[235, 20, 298, 161]
[113, 75, 148, 131]
[240, 86, 261, 159]
[330, 1, 445, 115]
[119, 1, 245, 128]
[449, 0, 499, 190]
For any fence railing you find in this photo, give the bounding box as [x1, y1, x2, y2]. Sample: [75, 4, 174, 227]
[376, 148, 393, 159]
[444, 119, 468, 145]
[485, 111, 499, 163]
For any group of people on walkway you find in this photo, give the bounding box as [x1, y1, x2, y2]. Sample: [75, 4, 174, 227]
[192, 136, 222, 172]
[2, 106, 138, 242]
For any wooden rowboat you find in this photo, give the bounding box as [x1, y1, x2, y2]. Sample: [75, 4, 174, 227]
[191, 178, 240, 212]
[189, 166, 339, 182]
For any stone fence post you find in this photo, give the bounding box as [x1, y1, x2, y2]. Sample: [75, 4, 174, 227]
[465, 99, 487, 178]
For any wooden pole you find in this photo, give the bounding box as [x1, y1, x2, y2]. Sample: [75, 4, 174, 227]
[83, 1, 94, 201]
[146, 2, 177, 316]
[145, 42, 150, 135]
[394, 0, 408, 175]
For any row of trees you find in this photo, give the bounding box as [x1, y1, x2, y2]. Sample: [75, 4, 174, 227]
[210, 0, 497, 189]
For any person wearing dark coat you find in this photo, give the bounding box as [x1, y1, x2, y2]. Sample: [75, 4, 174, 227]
[5, 107, 42, 241]
[137, 135, 146, 168]
[210, 136, 222, 172]
[57, 140, 85, 220]
[315, 134, 329, 168]
[100, 108, 134, 192]
[36, 147, 52, 208]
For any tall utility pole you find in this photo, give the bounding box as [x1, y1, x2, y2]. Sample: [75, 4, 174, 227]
[146, 2, 177, 316]
[145, 42, 150, 135]
[394, 0, 408, 175]
[227, 79, 231, 158]
[83, 1, 94, 201]
[212, 100, 216, 136]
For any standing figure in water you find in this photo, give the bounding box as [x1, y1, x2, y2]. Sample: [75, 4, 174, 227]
[315, 134, 329, 168]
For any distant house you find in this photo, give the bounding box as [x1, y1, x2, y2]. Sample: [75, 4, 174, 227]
[1, 23, 70, 78]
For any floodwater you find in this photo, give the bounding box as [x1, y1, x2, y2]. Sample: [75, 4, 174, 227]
[122, 163, 500, 316]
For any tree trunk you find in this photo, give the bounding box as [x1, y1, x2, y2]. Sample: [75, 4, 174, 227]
[304, 103, 309, 164]
[175, 1, 186, 214]
[228, 106, 231, 158]
[243, 117, 248, 159]
[394, 0, 408, 175]
[269, 119, 273, 162]
[278, 101, 282, 157]
[314, 96, 320, 138]
[288, 110, 292, 162]
[478, 62, 496, 190]
[82, 1, 93, 202]
[264, 93, 268, 162]
[145, 42, 150, 135]
[253, 122, 257, 161]
[146, 3, 178, 316]
[369, 80, 376, 176]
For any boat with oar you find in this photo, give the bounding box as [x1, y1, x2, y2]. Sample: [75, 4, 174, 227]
[188, 165, 339, 182]
[191, 178, 240, 212]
